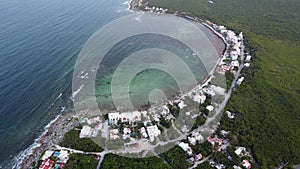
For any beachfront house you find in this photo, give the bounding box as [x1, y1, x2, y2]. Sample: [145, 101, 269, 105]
[192, 92, 206, 104]
[39, 158, 53, 169]
[108, 111, 142, 125]
[108, 112, 121, 125]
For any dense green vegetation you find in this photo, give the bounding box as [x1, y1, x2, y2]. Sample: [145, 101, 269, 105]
[100, 153, 171, 169]
[149, 0, 300, 44]
[64, 154, 98, 169]
[148, 0, 300, 167]
[160, 146, 192, 169]
[59, 129, 103, 152]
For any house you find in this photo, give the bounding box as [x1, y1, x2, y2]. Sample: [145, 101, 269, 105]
[235, 147, 246, 156]
[188, 136, 197, 145]
[147, 125, 161, 142]
[80, 125, 92, 138]
[195, 153, 203, 161]
[187, 157, 195, 163]
[39, 158, 54, 169]
[206, 105, 214, 111]
[226, 111, 235, 119]
[231, 60, 239, 67]
[56, 150, 69, 164]
[202, 88, 216, 96]
[239, 32, 243, 40]
[178, 100, 186, 109]
[244, 63, 250, 67]
[108, 112, 120, 125]
[123, 127, 131, 139]
[120, 111, 142, 124]
[161, 105, 170, 115]
[108, 111, 142, 125]
[140, 127, 148, 138]
[242, 160, 251, 169]
[220, 29, 227, 34]
[192, 93, 206, 104]
[207, 136, 222, 146]
[110, 134, 120, 140]
[230, 50, 239, 56]
[123, 127, 131, 135]
[237, 77, 245, 85]
[220, 130, 229, 137]
[217, 25, 226, 31]
[110, 129, 119, 135]
[231, 54, 238, 61]
[233, 165, 242, 169]
[41, 150, 54, 161]
[216, 164, 225, 169]
[87, 116, 102, 125]
[192, 131, 204, 142]
[245, 55, 252, 62]
[219, 65, 234, 75]
[178, 142, 193, 156]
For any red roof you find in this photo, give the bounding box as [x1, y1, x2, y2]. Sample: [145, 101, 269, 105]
[39, 158, 54, 169]
[242, 160, 251, 169]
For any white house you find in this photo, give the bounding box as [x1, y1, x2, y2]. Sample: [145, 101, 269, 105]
[244, 63, 250, 67]
[41, 150, 54, 161]
[140, 127, 148, 138]
[235, 147, 246, 156]
[108, 111, 142, 125]
[178, 100, 186, 109]
[206, 105, 214, 111]
[245, 55, 252, 62]
[202, 88, 216, 96]
[239, 32, 243, 40]
[178, 142, 193, 155]
[192, 131, 204, 142]
[231, 54, 238, 61]
[192, 93, 206, 104]
[57, 150, 69, 164]
[226, 111, 235, 119]
[80, 125, 92, 138]
[231, 60, 239, 67]
[147, 125, 161, 142]
[120, 111, 142, 124]
[108, 112, 121, 125]
[188, 136, 197, 145]
[237, 77, 245, 85]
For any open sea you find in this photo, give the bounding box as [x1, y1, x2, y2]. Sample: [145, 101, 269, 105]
[0, 0, 132, 167]
[0, 0, 225, 168]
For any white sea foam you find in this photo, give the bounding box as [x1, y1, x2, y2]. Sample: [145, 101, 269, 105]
[12, 115, 61, 169]
[71, 84, 84, 100]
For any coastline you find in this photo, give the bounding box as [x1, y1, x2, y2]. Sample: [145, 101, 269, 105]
[16, 2, 228, 169]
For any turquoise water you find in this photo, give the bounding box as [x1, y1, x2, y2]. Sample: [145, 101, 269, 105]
[0, 0, 131, 167]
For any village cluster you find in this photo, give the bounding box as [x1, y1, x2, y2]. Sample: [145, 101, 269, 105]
[38, 150, 69, 169]
[37, 2, 254, 168]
